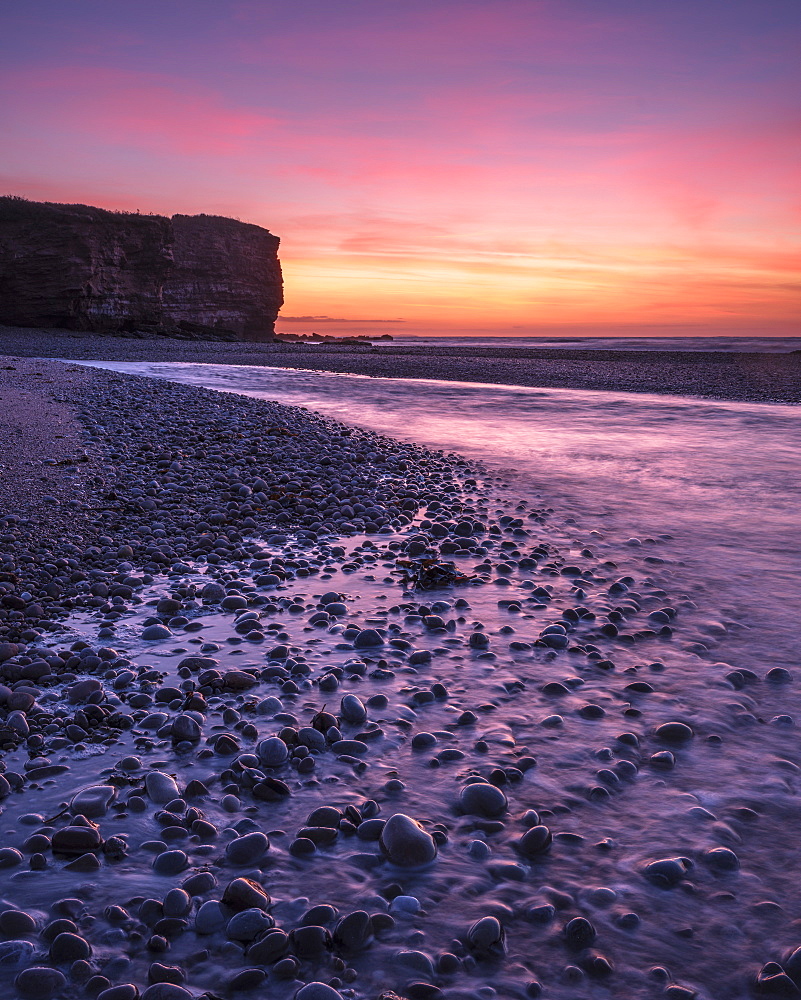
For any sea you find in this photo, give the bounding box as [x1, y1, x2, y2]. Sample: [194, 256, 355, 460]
[321, 335, 801, 353]
[74, 359, 800, 674]
[29, 355, 801, 995]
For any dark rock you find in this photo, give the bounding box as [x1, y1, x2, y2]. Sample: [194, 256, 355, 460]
[14, 967, 67, 999]
[222, 877, 271, 912]
[643, 856, 691, 887]
[467, 915, 506, 956]
[517, 825, 552, 857]
[0, 198, 283, 341]
[380, 814, 438, 867]
[295, 985, 344, 1000]
[51, 824, 102, 855]
[459, 781, 507, 817]
[50, 931, 91, 963]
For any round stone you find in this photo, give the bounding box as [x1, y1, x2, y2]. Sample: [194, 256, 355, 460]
[705, 846, 740, 871]
[468, 915, 505, 955]
[50, 931, 91, 963]
[153, 850, 188, 875]
[226, 832, 269, 866]
[643, 857, 690, 887]
[226, 908, 273, 942]
[379, 813, 437, 867]
[296, 983, 344, 1000]
[459, 781, 508, 817]
[195, 900, 225, 934]
[141, 625, 172, 641]
[353, 628, 384, 648]
[517, 825, 553, 858]
[655, 721, 693, 742]
[0, 910, 36, 935]
[70, 785, 116, 818]
[0, 940, 34, 968]
[15, 967, 67, 999]
[145, 772, 180, 804]
[140, 986, 193, 1000]
[340, 694, 367, 723]
[257, 736, 288, 766]
[172, 716, 201, 742]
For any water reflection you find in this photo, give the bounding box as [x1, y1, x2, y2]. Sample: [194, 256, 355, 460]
[71, 360, 800, 666]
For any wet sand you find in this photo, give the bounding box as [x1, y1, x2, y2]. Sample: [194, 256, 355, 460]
[0, 350, 798, 1000]
[2, 325, 800, 404]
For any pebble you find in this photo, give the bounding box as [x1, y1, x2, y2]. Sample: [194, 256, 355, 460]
[380, 814, 438, 867]
[0, 939, 34, 968]
[296, 984, 344, 1000]
[140, 986, 193, 1000]
[0, 356, 791, 1000]
[643, 857, 691, 887]
[222, 877, 271, 912]
[141, 624, 172, 641]
[226, 907, 273, 942]
[195, 900, 226, 934]
[341, 693, 367, 723]
[226, 831, 269, 865]
[459, 781, 508, 817]
[14, 967, 67, 999]
[70, 784, 116, 818]
[257, 736, 289, 766]
[145, 772, 180, 804]
[517, 825, 553, 857]
[468, 915, 506, 956]
[50, 931, 91, 962]
[655, 721, 694, 742]
[152, 850, 188, 875]
[0, 909, 35, 935]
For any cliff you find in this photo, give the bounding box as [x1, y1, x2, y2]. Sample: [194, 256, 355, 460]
[0, 197, 282, 341]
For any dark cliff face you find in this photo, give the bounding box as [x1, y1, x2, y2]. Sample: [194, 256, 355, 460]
[0, 198, 282, 340]
[165, 214, 282, 341]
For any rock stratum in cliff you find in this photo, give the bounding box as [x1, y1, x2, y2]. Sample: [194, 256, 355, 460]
[0, 197, 283, 341]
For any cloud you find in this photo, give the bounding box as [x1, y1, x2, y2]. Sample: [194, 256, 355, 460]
[1, 66, 278, 156]
[279, 315, 405, 323]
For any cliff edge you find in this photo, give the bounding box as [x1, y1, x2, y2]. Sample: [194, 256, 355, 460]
[0, 197, 283, 341]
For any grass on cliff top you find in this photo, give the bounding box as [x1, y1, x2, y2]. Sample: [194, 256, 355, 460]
[0, 196, 251, 228]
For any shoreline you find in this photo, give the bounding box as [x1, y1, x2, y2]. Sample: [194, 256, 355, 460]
[2, 324, 800, 404]
[0, 353, 796, 998]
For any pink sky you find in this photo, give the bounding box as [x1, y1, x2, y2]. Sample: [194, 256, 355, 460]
[1, 1, 798, 336]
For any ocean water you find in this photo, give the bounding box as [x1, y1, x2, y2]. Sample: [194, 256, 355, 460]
[50, 358, 801, 996]
[74, 360, 799, 670]
[366, 335, 801, 352]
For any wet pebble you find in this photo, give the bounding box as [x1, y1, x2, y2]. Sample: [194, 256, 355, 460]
[225, 831, 269, 865]
[295, 984, 344, 1000]
[14, 967, 67, 999]
[459, 781, 508, 818]
[467, 915, 506, 956]
[145, 771, 180, 804]
[655, 721, 694, 742]
[153, 850, 188, 875]
[380, 814, 438, 867]
[643, 857, 691, 887]
[517, 825, 553, 858]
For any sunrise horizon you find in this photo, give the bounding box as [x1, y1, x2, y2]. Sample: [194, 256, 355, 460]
[0, 7, 800, 998]
[2, 0, 798, 337]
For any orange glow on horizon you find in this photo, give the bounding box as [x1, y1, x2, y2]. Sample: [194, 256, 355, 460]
[1, 3, 798, 336]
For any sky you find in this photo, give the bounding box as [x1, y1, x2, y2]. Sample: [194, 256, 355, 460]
[1, 0, 799, 337]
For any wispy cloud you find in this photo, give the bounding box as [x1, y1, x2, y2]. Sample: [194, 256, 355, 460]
[1, 1, 798, 332]
[279, 315, 405, 323]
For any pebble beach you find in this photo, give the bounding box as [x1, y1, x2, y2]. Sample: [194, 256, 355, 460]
[0, 336, 798, 1000]
[1, 325, 800, 404]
